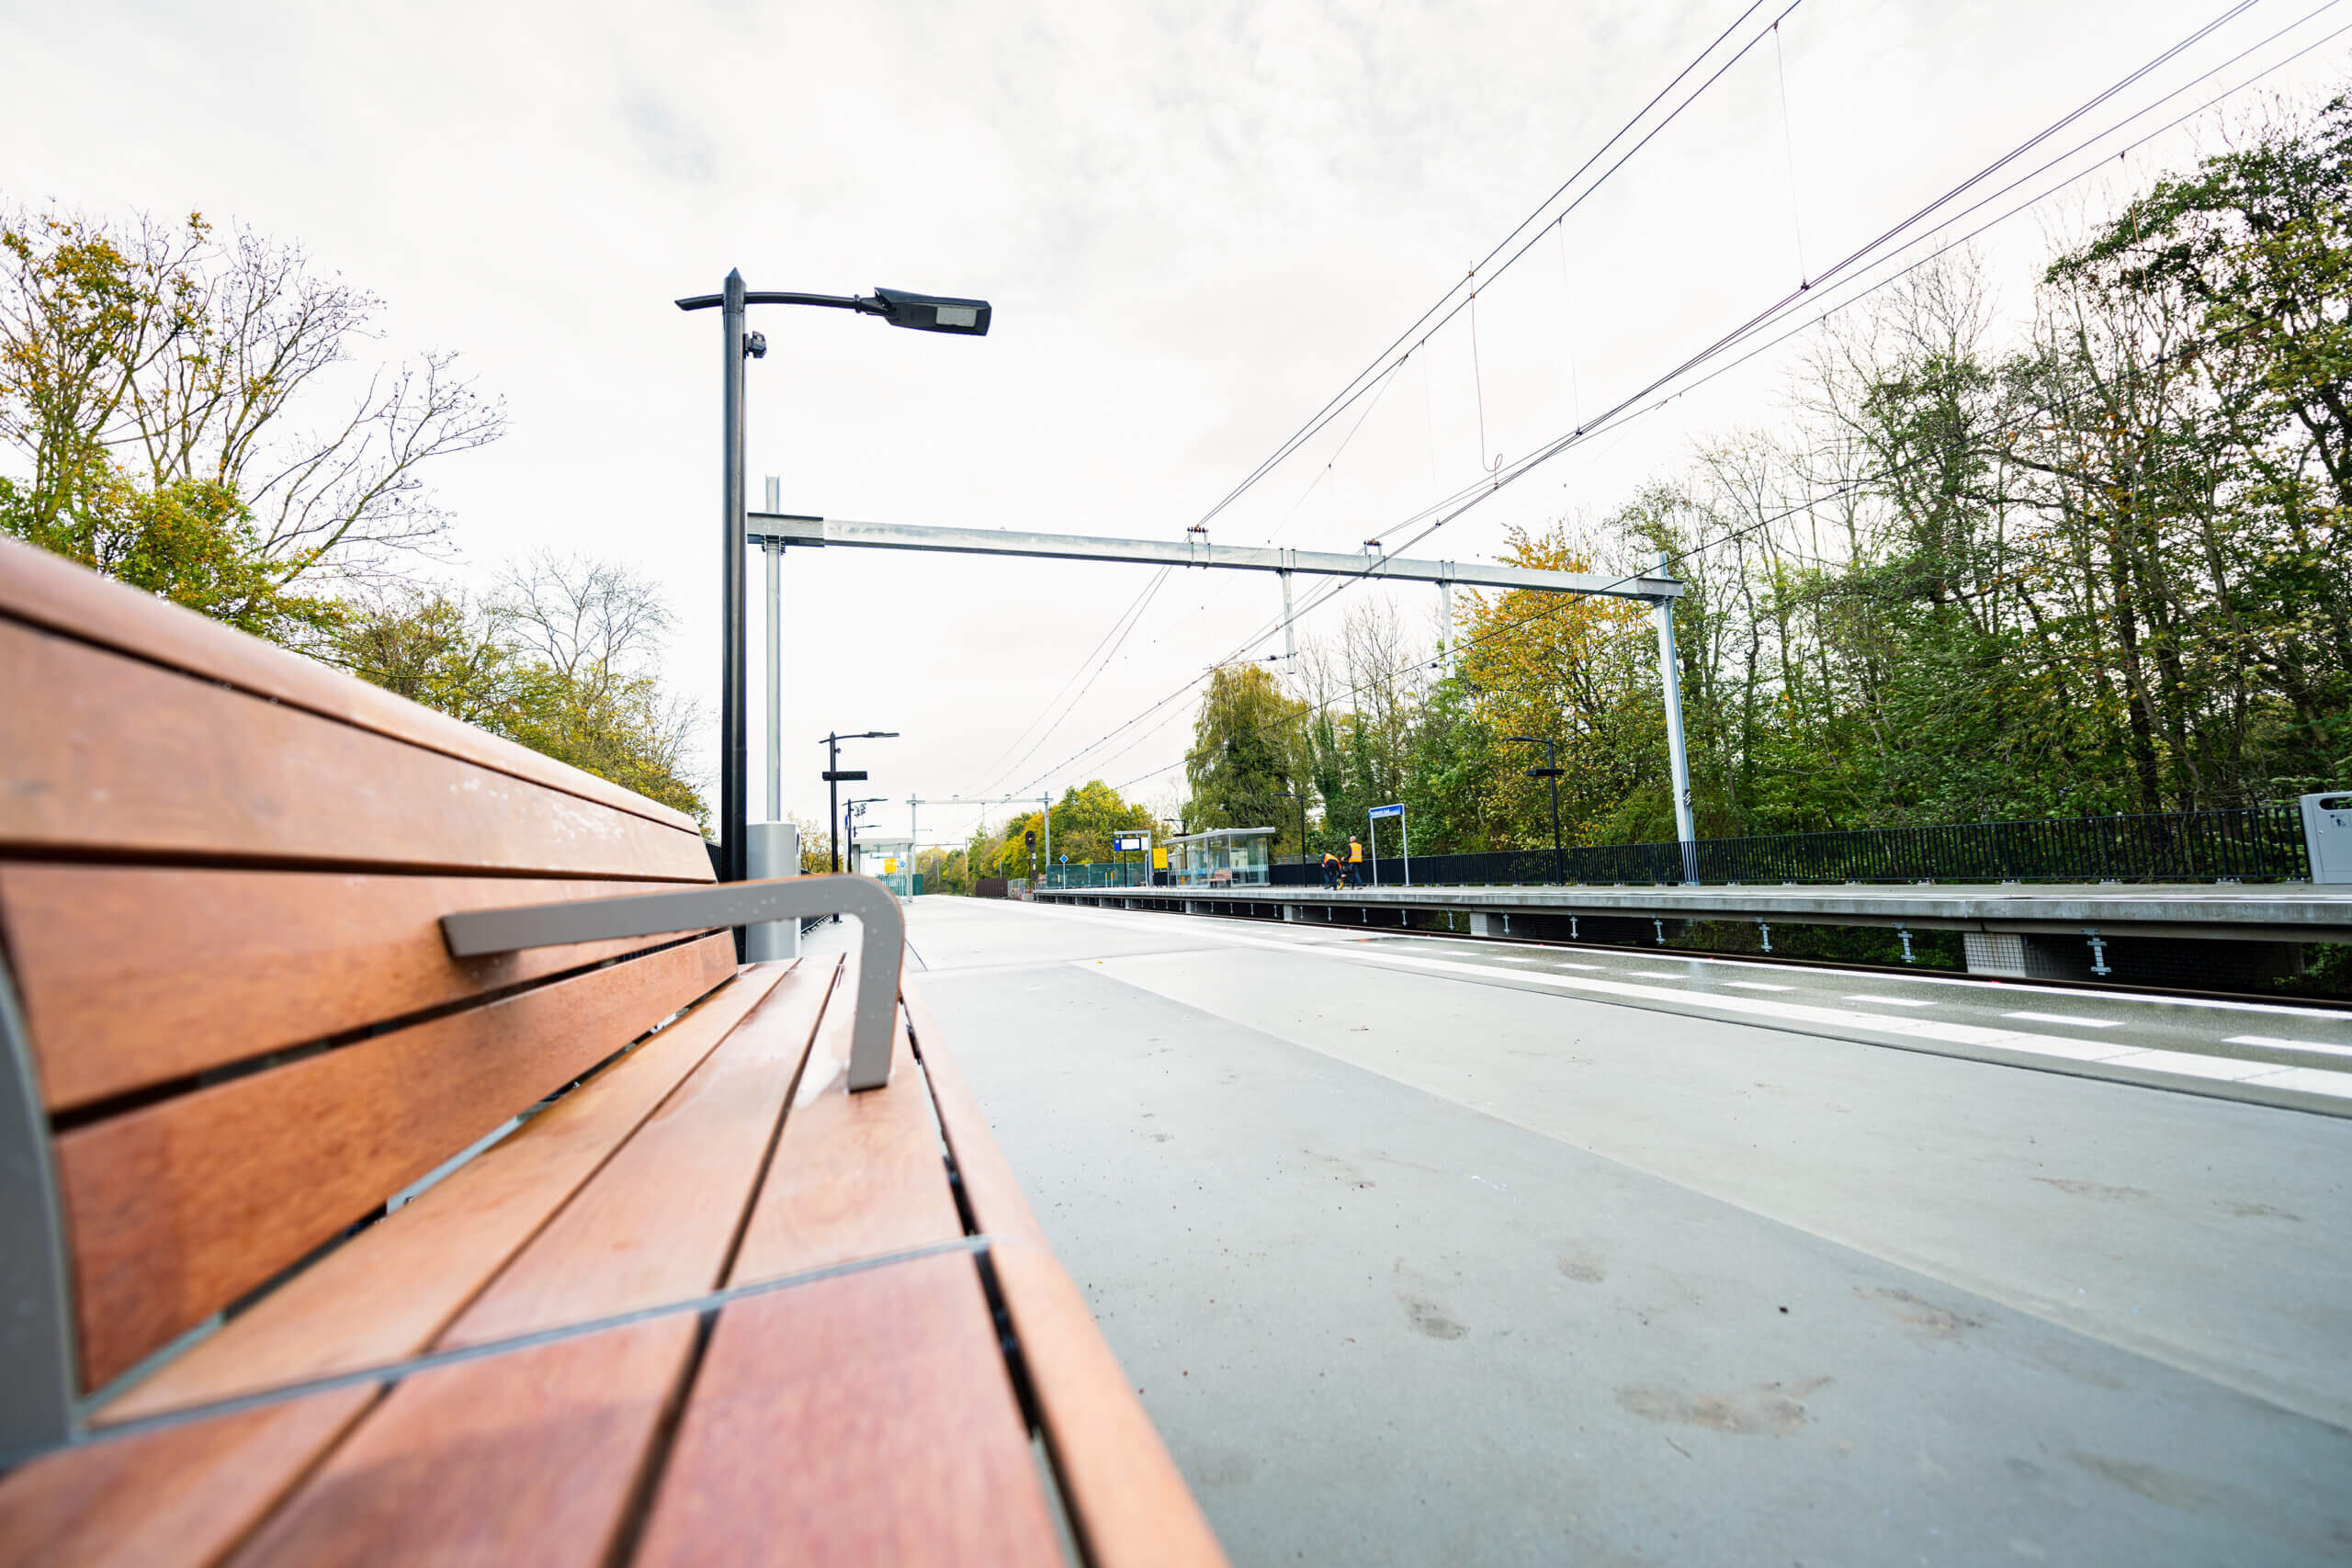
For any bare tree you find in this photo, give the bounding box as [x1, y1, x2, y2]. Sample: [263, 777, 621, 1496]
[487, 551, 675, 689]
[0, 204, 503, 590]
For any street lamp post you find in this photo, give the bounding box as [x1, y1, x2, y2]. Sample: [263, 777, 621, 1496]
[677, 274, 990, 886]
[1506, 736, 1567, 886]
[844, 796, 886, 877]
[821, 731, 899, 875]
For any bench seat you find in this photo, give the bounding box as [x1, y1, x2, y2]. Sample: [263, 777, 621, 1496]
[0, 538, 1224, 1566]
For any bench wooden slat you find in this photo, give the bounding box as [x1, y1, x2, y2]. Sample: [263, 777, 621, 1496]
[442, 955, 834, 1346]
[0, 1389, 374, 1568]
[907, 985, 1230, 1568]
[4, 865, 709, 1111]
[727, 983, 964, 1282]
[0, 616, 711, 880]
[0, 967, 794, 1568]
[228, 1321, 695, 1568]
[0, 536, 697, 836]
[210, 953, 835, 1563]
[1, 541, 1223, 1562]
[100, 964, 794, 1422]
[987, 1247, 1227, 1568]
[57, 932, 736, 1389]
[632, 1252, 1062, 1567]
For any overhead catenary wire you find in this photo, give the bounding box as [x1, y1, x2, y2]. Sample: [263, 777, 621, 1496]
[1198, 0, 2331, 642]
[969, 565, 1175, 796]
[1772, 19, 1810, 286]
[1106, 289, 2299, 808]
[1192, 0, 1800, 536]
[1268, 357, 1411, 543]
[961, 568, 1168, 794]
[1010, 0, 2332, 798]
[1089, 106, 2328, 805]
[997, 1, 1802, 784]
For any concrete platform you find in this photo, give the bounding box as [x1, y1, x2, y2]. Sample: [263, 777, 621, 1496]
[881, 899, 2352, 1565]
[1037, 879, 2352, 943]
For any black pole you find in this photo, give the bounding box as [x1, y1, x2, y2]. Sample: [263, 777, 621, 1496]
[719, 270, 749, 886]
[1545, 740, 1565, 886]
[826, 734, 841, 874]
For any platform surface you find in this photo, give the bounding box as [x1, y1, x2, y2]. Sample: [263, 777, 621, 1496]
[903, 897, 2352, 1566]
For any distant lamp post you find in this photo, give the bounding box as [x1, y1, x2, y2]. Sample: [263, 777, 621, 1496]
[820, 730, 899, 874]
[844, 795, 886, 875]
[677, 274, 991, 887]
[1506, 736, 1567, 886]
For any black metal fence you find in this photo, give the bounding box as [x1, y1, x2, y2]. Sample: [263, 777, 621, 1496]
[1267, 804, 2312, 888]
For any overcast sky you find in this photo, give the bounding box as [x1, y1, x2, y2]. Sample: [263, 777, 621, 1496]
[6, 0, 2344, 854]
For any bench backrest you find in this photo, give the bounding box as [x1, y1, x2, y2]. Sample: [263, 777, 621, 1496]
[0, 540, 727, 1415]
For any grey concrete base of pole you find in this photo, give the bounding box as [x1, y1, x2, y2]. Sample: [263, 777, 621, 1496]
[744, 821, 802, 960]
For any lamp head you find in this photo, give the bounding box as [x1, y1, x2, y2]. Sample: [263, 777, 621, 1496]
[873, 288, 991, 335]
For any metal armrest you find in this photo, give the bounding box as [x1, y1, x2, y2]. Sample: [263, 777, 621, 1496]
[440, 874, 905, 1090]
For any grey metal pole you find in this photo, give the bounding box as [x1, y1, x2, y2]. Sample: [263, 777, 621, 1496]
[719, 269, 748, 886]
[763, 478, 783, 823]
[1402, 807, 1410, 886]
[1368, 809, 1379, 887]
[743, 821, 800, 960]
[1650, 550, 1697, 883]
[1281, 569, 1295, 663]
[1041, 794, 1052, 882]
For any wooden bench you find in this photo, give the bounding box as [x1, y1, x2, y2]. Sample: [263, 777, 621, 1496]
[0, 538, 1227, 1567]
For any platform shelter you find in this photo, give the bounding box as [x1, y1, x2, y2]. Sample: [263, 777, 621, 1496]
[1170, 827, 1277, 887]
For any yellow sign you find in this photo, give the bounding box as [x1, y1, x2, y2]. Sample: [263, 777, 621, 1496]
[1151, 847, 1169, 870]
[884, 858, 899, 874]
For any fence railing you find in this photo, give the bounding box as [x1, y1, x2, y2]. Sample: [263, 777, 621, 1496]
[1255, 804, 2312, 889]
[1039, 862, 1163, 890]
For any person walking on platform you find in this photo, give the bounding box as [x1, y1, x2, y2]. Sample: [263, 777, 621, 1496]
[1321, 849, 1342, 888]
[1346, 835, 1366, 886]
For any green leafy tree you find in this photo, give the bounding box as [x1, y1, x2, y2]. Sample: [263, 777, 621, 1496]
[963, 781, 1156, 879]
[1183, 663, 1311, 856]
[1, 203, 502, 644]
[0, 468, 344, 642]
[2047, 92, 2352, 794]
[1402, 672, 1505, 852]
[328, 554, 707, 825]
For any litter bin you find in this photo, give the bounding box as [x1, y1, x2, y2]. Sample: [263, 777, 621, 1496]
[2302, 790, 2352, 885]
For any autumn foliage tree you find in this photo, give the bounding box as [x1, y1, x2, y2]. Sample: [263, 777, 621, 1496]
[329, 554, 707, 825]
[1177, 87, 2352, 863]
[0, 204, 503, 642]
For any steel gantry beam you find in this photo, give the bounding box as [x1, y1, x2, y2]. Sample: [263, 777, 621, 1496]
[747, 513, 1686, 601]
[751, 514, 1701, 882]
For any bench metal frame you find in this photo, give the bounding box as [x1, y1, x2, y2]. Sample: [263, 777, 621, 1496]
[0, 957, 74, 1458]
[0, 873, 904, 1460]
[440, 874, 905, 1092]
